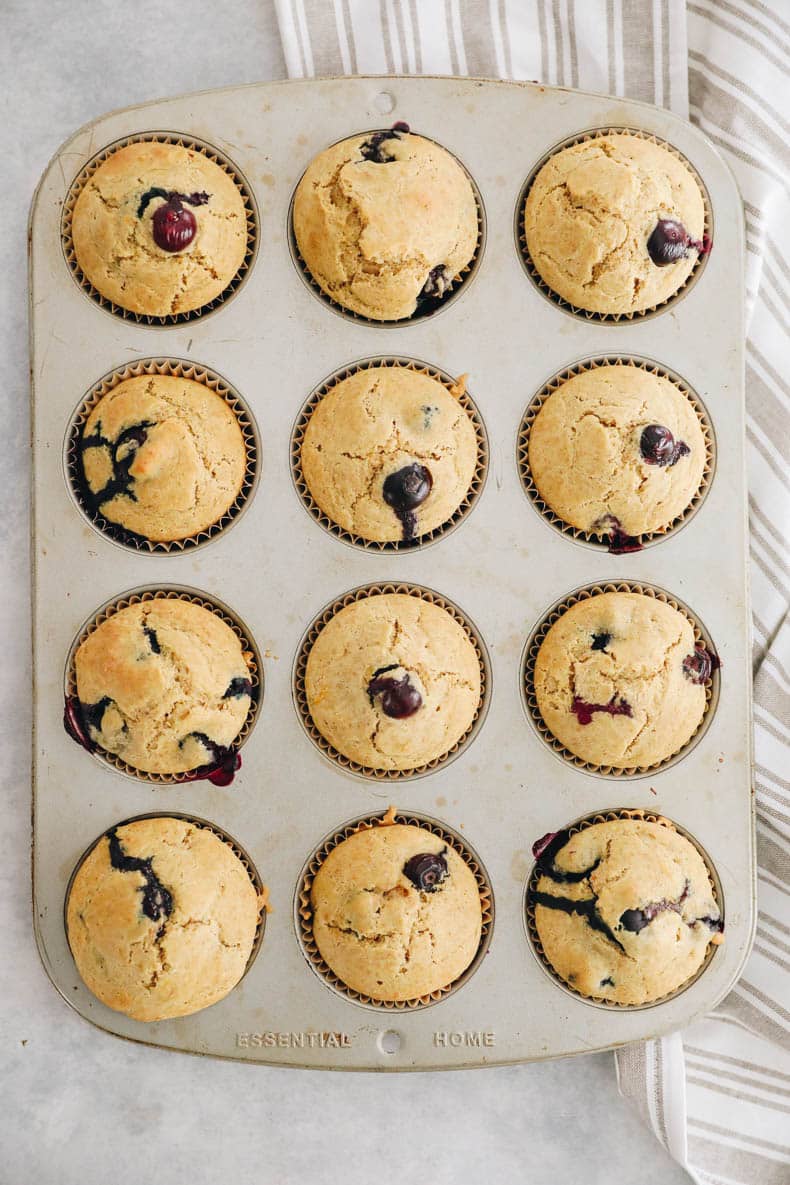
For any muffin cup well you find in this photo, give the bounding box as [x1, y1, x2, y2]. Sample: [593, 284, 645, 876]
[65, 811, 268, 986]
[521, 581, 720, 778]
[64, 587, 262, 786]
[287, 129, 485, 327]
[292, 582, 491, 782]
[61, 131, 259, 326]
[295, 808, 494, 1011]
[65, 358, 260, 554]
[517, 355, 715, 551]
[515, 126, 713, 323]
[291, 357, 488, 552]
[524, 808, 724, 1010]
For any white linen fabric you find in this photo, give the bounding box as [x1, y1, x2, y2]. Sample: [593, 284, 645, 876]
[272, 3, 790, 1182]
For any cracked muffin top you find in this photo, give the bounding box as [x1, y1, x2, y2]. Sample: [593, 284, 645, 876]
[528, 363, 706, 539]
[66, 817, 263, 1021]
[524, 133, 707, 315]
[533, 592, 716, 769]
[79, 373, 248, 544]
[292, 127, 478, 321]
[532, 819, 723, 1005]
[304, 592, 482, 771]
[71, 141, 248, 317]
[73, 599, 254, 775]
[301, 366, 478, 543]
[311, 821, 482, 1001]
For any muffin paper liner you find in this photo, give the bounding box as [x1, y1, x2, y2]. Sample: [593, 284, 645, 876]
[291, 357, 488, 551]
[287, 129, 485, 326]
[293, 582, 491, 781]
[521, 580, 720, 777]
[64, 811, 268, 984]
[517, 356, 715, 550]
[524, 808, 724, 1010]
[61, 131, 259, 326]
[515, 126, 713, 323]
[295, 809, 494, 1011]
[65, 358, 260, 554]
[64, 587, 262, 785]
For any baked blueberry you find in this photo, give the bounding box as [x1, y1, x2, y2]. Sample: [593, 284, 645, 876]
[367, 666, 423, 718]
[591, 514, 643, 555]
[107, 828, 174, 922]
[403, 849, 448, 892]
[382, 463, 433, 540]
[640, 424, 690, 467]
[359, 122, 411, 164]
[682, 645, 720, 684]
[571, 696, 633, 726]
[591, 632, 612, 652]
[137, 187, 210, 253]
[647, 218, 710, 266]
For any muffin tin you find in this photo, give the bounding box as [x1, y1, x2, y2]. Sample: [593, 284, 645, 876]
[30, 76, 754, 1069]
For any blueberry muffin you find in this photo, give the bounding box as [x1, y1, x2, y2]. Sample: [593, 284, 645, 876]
[524, 133, 707, 315]
[72, 599, 254, 776]
[301, 366, 478, 543]
[531, 819, 723, 1005]
[71, 140, 248, 317]
[79, 373, 248, 544]
[293, 126, 478, 320]
[305, 592, 482, 771]
[67, 817, 263, 1021]
[528, 364, 706, 540]
[533, 592, 717, 769]
[311, 820, 482, 1001]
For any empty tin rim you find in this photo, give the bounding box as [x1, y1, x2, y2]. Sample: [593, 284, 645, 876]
[517, 355, 715, 551]
[64, 357, 261, 554]
[524, 807, 724, 1010]
[287, 128, 486, 326]
[64, 810, 268, 986]
[292, 581, 491, 782]
[294, 807, 495, 1011]
[61, 131, 259, 326]
[514, 126, 713, 323]
[290, 356, 488, 552]
[521, 580, 720, 779]
[64, 586, 263, 785]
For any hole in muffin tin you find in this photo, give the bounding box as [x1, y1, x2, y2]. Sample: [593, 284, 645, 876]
[290, 357, 489, 552]
[514, 126, 713, 323]
[292, 583, 491, 782]
[517, 355, 716, 552]
[64, 810, 268, 984]
[294, 808, 495, 1011]
[61, 131, 259, 326]
[64, 358, 261, 554]
[287, 129, 486, 326]
[520, 580, 720, 779]
[523, 807, 724, 1010]
[64, 586, 263, 786]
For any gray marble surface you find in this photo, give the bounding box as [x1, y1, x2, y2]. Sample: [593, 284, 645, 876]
[1, 3, 689, 1181]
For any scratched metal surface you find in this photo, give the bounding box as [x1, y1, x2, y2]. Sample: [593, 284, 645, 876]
[29, 76, 754, 1070]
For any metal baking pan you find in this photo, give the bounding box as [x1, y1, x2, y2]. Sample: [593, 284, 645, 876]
[29, 75, 754, 1069]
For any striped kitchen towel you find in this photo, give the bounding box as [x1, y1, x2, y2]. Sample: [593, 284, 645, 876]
[272, 3, 790, 1183]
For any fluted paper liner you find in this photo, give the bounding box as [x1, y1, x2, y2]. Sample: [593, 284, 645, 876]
[521, 581, 719, 777]
[515, 127, 713, 323]
[525, 808, 724, 1010]
[65, 587, 262, 785]
[293, 582, 491, 781]
[65, 358, 260, 554]
[295, 809, 494, 1011]
[61, 131, 258, 325]
[291, 357, 488, 551]
[517, 356, 715, 550]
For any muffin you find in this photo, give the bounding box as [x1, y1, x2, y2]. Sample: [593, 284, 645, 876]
[311, 820, 482, 1001]
[67, 817, 263, 1021]
[531, 819, 723, 1005]
[72, 599, 254, 775]
[524, 133, 707, 315]
[304, 592, 482, 771]
[301, 366, 479, 543]
[293, 126, 478, 320]
[528, 364, 706, 539]
[78, 373, 248, 544]
[71, 140, 248, 317]
[533, 591, 717, 769]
